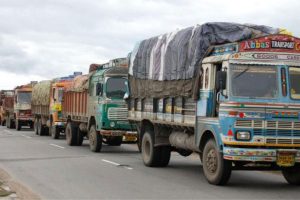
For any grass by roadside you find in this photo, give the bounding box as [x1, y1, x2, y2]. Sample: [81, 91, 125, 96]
[0, 181, 13, 197]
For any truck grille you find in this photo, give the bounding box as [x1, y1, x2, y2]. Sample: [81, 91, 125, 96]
[235, 120, 300, 145]
[108, 107, 128, 120]
[235, 120, 300, 130]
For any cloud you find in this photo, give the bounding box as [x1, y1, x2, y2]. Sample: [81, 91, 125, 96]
[0, 0, 300, 89]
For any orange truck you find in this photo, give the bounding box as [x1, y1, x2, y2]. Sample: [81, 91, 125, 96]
[32, 73, 80, 138]
[0, 90, 14, 126]
[10, 82, 37, 130]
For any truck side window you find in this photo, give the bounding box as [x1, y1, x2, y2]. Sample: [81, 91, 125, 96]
[89, 82, 94, 96]
[204, 68, 209, 89]
[52, 88, 56, 100]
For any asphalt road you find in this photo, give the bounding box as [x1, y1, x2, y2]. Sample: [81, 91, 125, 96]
[0, 126, 299, 200]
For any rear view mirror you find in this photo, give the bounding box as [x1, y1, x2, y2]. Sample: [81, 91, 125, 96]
[96, 83, 102, 96]
[216, 71, 227, 91]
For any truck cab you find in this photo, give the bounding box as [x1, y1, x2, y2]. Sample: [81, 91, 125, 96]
[198, 34, 300, 184]
[88, 61, 136, 150]
[49, 79, 73, 139]
[14, 84, 35, 130]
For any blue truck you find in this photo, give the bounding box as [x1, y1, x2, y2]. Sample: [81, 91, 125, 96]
[128, 32, 300, 185]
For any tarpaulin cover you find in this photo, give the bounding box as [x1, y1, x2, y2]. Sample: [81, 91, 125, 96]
[129, 22, 279, 98]
[32, 80, 52, 106]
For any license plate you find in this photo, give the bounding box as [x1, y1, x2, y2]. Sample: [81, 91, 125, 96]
[277, 152, 296, 167]
[123, 135, 137, 142]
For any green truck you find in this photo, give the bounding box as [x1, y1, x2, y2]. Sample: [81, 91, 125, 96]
[62, 58, 136, 152]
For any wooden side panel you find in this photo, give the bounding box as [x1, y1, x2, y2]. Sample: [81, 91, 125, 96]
[62, 91, 88, 121]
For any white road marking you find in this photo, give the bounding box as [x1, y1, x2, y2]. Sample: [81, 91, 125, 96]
[49, 144, 65, 149]
[101, 159, 133, 170]
[102, 159, 120, 166]
[21, 134, 32, 139]
[2, 130, 13, 135]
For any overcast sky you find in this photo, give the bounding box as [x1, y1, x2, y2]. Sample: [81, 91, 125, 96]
[0, 0, 300, 89]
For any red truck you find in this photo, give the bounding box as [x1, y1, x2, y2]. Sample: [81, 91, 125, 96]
[0, 90, 14, 127]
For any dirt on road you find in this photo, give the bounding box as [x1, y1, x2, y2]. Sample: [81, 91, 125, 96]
[0, 168, 40, 200]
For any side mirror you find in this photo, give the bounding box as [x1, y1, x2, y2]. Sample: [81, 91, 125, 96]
[123, 92, 129, 100]
[216, 71, 227, 91]
[96, 83, 102, 96]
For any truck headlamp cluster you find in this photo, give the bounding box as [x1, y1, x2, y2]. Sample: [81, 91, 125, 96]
[236, 131, 251, 141]
[110, 122, 115, 127]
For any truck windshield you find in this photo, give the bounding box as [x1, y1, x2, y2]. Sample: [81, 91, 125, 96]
[18, 92, 32, 104]
[289, 67, 300, 99]
[58, 88, 64, 102]
[230, 64, 278, 98]
[106, 78, 127, 99]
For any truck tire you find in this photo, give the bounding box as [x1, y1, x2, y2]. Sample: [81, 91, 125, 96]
[16, 120, 21, 131]
[29, 122, 34, 129]
[51, 125, 60, 139]
[66, 122, 78, 146]
[37, 120, 44, 136]
[137, 134, 141, 152]
[89, 125, 102, 152]
[76, 128, 84, 146]
[282, 164, 300, 185]
[1, 119, 5, 126]
[34, 118, 39, 135]
[202, 139, 232, 185]
[141, 131, 171, 167]
[106, 136, 123, 146]
[6, 117, 10, 128]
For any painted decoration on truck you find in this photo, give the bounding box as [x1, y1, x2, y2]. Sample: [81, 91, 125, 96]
[239, 34, 300, 53]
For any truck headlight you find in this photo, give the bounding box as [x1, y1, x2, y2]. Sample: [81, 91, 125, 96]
[236, 131, 251, 141]
[110, 122, 115, 127]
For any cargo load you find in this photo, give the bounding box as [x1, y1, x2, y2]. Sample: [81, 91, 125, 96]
[32, 80, 52, 106]
[128, 22, 279, 99]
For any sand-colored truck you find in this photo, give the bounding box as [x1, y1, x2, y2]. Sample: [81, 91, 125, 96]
[32, 73, 79, 138]
[62, 58, 136, 152]
[8, 82, 37, 130]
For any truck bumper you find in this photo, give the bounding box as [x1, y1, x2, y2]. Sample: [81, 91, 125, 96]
[223, 147, 300, 163]
[101, 129, 137, 137]
[18, 117, 34, 122]
[54, 121, 65, 127]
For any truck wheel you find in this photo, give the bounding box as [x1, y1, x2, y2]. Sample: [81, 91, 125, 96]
[66, 122, 78, 146]
[202, 139, 232, 185]
[6, 117, 10, 128]
[106, 136, 123, 146]
[89, 125, 102, 152]
[16, 120, 21, 131]
[29, 122, 34, 129]
[37, 120, 44, 136]
[1, 119, 5, 126]
[137, 134, 141, 152]
[76, 128, 84, 146]
[141, 131, 171, 167]
[282, 164, 300, 185]
[51, 125, 60, 139]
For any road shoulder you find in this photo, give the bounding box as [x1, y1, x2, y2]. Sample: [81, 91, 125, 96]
[0, 168, 40, 200]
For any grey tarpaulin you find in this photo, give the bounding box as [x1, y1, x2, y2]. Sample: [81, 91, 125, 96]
[128, 22, 279, 99]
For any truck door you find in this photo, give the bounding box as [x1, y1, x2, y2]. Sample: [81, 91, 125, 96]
[197, 64, 216, 117]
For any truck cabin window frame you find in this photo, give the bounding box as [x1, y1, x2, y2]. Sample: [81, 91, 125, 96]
[106, 78, 127, 99]
[57, 88, 64, 102]
[229, 64, 279, 99]
[18, 92, 32, 104]
[289, 66, 300, 100]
